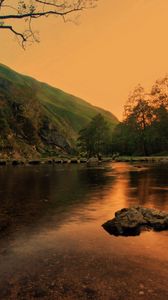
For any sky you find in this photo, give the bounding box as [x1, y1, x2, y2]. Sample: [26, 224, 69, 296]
[1, 0, 168, 120]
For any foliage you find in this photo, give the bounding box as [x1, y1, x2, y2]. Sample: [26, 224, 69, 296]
[112, 77, 168, 156]
[77, 114, 111, 158]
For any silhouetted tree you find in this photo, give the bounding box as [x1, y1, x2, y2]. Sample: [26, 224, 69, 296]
[151, 75, 168, 110]
[123, 86, 153, 155]
[77, 114, 110, 158]
[112, 78, 168, 156]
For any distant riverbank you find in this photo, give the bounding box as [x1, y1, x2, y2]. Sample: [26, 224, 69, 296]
[0, 156, 168, 166]
[114, 156, 168, 163]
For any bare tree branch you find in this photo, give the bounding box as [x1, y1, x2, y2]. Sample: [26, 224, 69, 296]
[0, 24, 27, 47]
[35, 0, 65, 8]
[0, 0, 98, 47]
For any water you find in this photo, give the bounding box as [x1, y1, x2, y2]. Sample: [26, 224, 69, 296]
[0, 162, 168, 299]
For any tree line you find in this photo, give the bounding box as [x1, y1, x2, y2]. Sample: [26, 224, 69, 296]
[77, 114, 111, 159]
[112, 76, 168, 156]
[78, 75, 168, 158]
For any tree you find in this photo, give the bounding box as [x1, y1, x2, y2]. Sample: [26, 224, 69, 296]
[77, 114, 110, 158]
[124, 85, 146, 118]
[0, 0, 98, 47]
[151, 75, 168, 110]
[112, 78, 168, 156]
[149, 75, 168, 153]
[123, 85, 153, 155]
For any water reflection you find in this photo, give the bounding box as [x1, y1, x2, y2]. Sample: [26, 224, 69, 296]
[0, 162, 168, 300]
[0, 164, 116, 233]
[127, 164, 168, 209]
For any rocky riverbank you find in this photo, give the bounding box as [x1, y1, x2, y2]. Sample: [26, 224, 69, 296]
[114, 156, 168, 162]
[0, 157, 114, 166]
[0, 156, 168, 167]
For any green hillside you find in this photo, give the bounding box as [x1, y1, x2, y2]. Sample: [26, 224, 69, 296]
[0, 63, 118, 159]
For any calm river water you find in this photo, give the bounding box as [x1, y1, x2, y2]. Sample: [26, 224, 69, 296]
[0, 162, 168, 299]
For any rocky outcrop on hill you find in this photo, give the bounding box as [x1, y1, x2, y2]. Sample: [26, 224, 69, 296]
[0, 63, 118, 159]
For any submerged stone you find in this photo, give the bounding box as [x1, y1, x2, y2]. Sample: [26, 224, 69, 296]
[102, 206, 168, 236]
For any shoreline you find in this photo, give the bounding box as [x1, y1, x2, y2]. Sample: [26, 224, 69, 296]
[0, 156, 167, 166]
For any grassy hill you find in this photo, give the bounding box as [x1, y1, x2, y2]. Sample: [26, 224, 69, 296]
[0, 63, 118, 159]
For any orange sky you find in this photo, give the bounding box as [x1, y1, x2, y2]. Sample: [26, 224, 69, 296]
[1, 0, 168, 120]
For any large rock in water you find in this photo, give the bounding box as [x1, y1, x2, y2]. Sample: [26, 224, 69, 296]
[102, 206, 168, 236]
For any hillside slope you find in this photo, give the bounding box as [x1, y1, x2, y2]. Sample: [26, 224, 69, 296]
[0, 64, 118, 159]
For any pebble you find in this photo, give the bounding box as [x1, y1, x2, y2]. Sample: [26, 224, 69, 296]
[139, 291, 145, 295]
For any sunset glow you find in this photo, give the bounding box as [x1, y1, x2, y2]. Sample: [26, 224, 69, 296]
[1, 0, 168, 119]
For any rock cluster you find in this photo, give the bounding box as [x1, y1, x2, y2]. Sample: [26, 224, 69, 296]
[102, 206, 168, 236]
